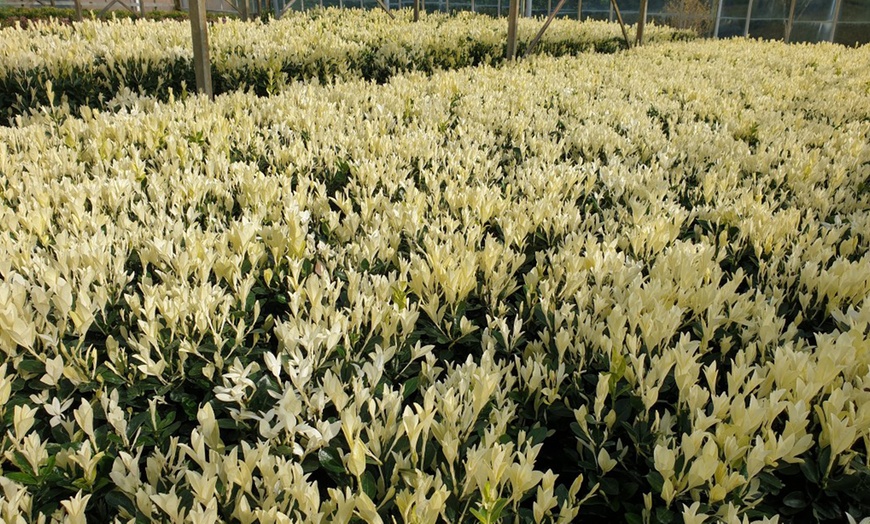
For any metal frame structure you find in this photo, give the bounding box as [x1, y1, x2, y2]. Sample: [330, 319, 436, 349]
[4, 0, 867, 45]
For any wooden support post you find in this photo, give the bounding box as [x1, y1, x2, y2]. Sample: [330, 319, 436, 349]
[413, 0, 419, 20]
[189, 0, 213, 98]
[74, 0, 83, 20]
[784, 0, 796, 42]
[609, 0, 631, 49]
[276, 0, 298, 19]
[524, 0, 567, 57]
[375, 0, 396, 18]
[506, 0, 519, 59]
[743, 0, 754, 37]
[635, 0, 647, 45]
[577, 0, 581, 20]
[240, 0, 248, 20]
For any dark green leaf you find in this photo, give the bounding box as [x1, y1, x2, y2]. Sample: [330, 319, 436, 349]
[655, 506, 676, 523]
[4, 472, 37, 485]
[646, 471, 664, 493]
[217, 418, 237, 429]
[600, 477, 619, 495]
[625, 513, 643, 524]
[528, 425, 549, 445]
[104, 490, 136, 514]
[827, 473, 861, 492]
[782, 491, 808, 509]
[361, 471, 377, 500]
[490, 498, 509, 520]
[319, 447, 346, 475]
[402, 376, 419, 400]
[758, 471, 784, 492]
[819, 446, 832, 477]
[799, 457, 819, 485]
[812, 501, 842, 521]
[17, 358, 45, 375]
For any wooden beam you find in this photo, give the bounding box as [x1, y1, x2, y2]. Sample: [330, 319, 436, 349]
[189, 0, 213, 98]
[413, 0, 419, 21]
[830, 0, 843, 42]
[375, 0, 396, 18]
[635, 0, 647, 45]
[506, 0, 519, 59]
[74, 0, 83, 20]
[743, 0, 754, 37]
[276, 0, 298, 19]
[523, 0, 567, 58]
[223, 0, 242, 14]
[609, 0, 631, 49]
[784, 0, 796, 43]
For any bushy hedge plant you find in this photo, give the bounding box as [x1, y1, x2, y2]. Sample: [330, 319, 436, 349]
[1, 38, 869, 522]
[0, 9, 694, 124]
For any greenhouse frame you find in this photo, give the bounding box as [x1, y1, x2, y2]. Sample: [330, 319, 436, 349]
[275, 0, 868, 44]
[2, 0, 868, 45]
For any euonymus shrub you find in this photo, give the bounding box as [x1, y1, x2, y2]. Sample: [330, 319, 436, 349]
[0, 38, 869, 522]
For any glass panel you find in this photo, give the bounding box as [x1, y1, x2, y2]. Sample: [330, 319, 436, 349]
[751, 0, 786, 18]
[749, 18, 786, 37]
[834, 23, 870, 45]
[619, 11, 640, 23]
[584, 9, 612, 20]
[789, 20, 832, 40]
[583, 0, 611, 10]
[647, 0, 668, 12]
[794, 0, 836, 22]
[532, 0, 549, 14]
[716, 16, 746, 35]
[841, 0, 870, 22]
[721, 0, 750, 18]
